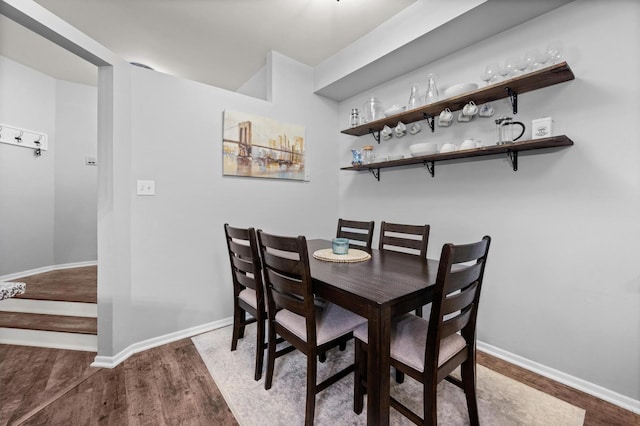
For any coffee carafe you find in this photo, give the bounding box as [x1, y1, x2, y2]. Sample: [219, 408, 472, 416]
[495, 116, 526, 145]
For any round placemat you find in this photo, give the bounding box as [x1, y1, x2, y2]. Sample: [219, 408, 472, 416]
[312, 248, 371, 263]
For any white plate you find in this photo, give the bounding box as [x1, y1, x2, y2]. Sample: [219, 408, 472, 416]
[443, 82, 478, 98]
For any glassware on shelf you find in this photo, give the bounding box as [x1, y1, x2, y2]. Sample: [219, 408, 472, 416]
[545, 42, 563, 64]
[349, 108, 360, 128]
[408, 83, 421, 110]
[362, 97, 384, 123]
[481, 63, 499, 86]
[424, 73, 439, 104]
[524, 49, 541, 72]
[503, 57, 518, 78]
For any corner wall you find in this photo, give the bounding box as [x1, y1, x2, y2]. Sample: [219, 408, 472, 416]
[337, 0, 640, 402]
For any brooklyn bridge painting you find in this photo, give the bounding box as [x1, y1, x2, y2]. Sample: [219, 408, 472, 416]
[223, 110, 306, 180]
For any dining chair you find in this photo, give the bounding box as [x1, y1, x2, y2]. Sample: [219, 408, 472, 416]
[257, 230, 367, 426]
[378, 221, 430, 317]
[223, 223, 267, 381]
[336, 218, 375, 252]
[353, 236, 491, 426]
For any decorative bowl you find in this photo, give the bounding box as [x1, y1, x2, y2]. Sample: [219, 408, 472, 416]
[409, 142, 438, 157]
[384, 105, 406, 117]
[443, 82, 478, 98]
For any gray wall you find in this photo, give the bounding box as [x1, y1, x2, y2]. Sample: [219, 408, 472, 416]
[337, 0, 640, 401]
[0, 55, 97, 276]
[0, 56, 56, 275]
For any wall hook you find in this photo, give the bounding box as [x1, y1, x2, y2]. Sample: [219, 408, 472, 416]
[35, 135, 42, 146]
[34, 148, 42, 158]
[15, 130, 23, 143]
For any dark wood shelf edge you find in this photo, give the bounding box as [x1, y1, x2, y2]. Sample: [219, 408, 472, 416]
[340, 136, 573, 171]
[341, 62, 574, 137]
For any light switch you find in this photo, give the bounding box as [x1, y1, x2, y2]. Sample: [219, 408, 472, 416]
[136, 180, 155, 196]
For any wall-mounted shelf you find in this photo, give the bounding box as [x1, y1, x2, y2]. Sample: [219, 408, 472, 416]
[341, 136, 574, 180]
[341, 62, 575, 137]
[0, 123, 48, 157]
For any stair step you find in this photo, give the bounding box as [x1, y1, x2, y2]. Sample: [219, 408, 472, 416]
[12, 266, 97, 303]
[0, 312, 96, 335]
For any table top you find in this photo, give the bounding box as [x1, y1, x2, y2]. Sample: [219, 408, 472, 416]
[307, 239, 438, 311]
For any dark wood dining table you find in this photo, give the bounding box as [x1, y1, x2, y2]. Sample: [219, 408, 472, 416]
[307, 239, 439, 426]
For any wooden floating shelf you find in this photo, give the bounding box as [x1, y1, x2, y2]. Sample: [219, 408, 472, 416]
[341, 136, 574, 179]
[341, 62, 575, 137]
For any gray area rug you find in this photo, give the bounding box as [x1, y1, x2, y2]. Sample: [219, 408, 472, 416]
[193, 325, 585, 425]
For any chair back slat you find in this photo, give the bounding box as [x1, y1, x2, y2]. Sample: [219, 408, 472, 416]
[229, 239, 252, 259]
[231, 254, 254, 275]
[378, 221, 430, 258]
[440, 305, 473, 338]
[262, 250, 303, 276]
[442, 282, 478, 316]
[336, 218, 375, 251]
[445, 263, 483, 294]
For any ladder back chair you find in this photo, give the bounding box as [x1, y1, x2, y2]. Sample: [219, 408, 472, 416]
[224, 223, 266, 381]
[353, 236, 491, 425]
[336, 218, 375, 252]
[378, 221, 430, 317]
[257, 230, 367, 426]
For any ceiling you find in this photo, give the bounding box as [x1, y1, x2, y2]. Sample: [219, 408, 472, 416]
[0, 0, 417, 90]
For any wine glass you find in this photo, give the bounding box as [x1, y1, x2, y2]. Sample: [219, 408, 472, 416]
[480, 63, 499, 86]
[545, 42, 563, 64]
[524, 49, 541, 71]
[504, 56, 518, 78]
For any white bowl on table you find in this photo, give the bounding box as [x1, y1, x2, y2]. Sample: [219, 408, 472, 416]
[409, 142, 438, 157]
[443, 82, 478, 98]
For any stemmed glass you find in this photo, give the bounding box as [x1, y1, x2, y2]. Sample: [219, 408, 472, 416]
[524, 49, 541, 72]
[481, 63, 499, 86]
[503, 56, 518, 79]
[545, 42, 562, 64]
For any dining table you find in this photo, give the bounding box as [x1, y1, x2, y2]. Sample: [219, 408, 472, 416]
[307, 239, 439, 426]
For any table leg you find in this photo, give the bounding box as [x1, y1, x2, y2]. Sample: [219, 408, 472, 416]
[366, 306, 392, 426]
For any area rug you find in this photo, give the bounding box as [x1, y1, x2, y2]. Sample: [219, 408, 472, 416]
[192, 326, 585, 425]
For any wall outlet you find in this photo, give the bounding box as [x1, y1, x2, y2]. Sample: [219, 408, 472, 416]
[85, 155, 98, 166]
[136, 180, 155, 196]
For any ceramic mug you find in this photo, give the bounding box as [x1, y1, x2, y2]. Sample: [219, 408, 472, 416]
[381, 125, 393, 140]
[394, 121, 407, 137]
[479, 103, 495, 117]
[409, 122, 422, 135]
[438, 108, 453, 127]
[457, 112, 472, 122]
[463, 101, 478, 116]
[460, 138, 480, 150]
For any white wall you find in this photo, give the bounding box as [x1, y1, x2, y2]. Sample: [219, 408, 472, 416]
[337, 0, 640, 402]
[0, 56, 56, 275]
[54, 79, 97, 265]
[124, 51, 338, 344]
[0, 56, 97, 276]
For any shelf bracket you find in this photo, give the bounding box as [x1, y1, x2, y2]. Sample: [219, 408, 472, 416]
[368, 129, 381, 144]
[423, 161, 435, 177]
[368, 167, 380, 181]
[507, 150, 518, 171]
[506, 87, 518, 115]
[423, 113, 435, 132]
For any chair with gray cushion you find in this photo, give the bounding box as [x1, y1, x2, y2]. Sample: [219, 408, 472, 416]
[336, 218, 375, 252]
[224, 223, 266, 381]
[353, 236, 491, 425]
[257, 230, 367, 426]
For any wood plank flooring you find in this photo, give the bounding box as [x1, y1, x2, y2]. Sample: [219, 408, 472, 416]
[1, 266, 637, 425]
[1, 337, 638, 425]
[0, 312, 96, 334]
[13, 266, 97, 304]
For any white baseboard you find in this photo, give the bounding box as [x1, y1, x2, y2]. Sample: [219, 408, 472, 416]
[0, 260, 98, 281]
[0, 327, 97, 351]
[477, 340, 640, 414]
[91, 317, 233, 369]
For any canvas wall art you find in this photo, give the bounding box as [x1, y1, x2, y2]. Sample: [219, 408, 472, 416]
[223, 110, 306, 181]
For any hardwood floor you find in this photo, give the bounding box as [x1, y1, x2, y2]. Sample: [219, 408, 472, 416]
[1, 267, 637, 425]
[0, 339, 236, 426]
[1, 338, 638, 425]
[14, 266, 97, 304]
